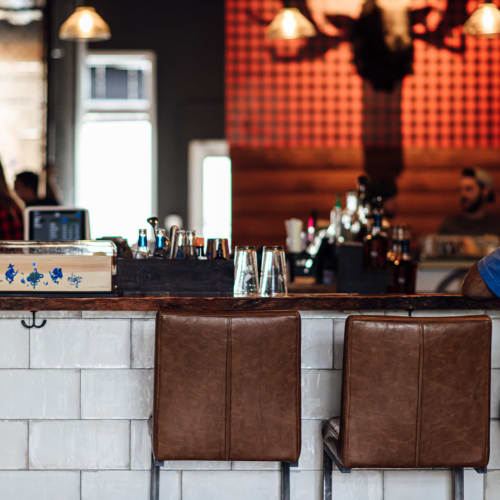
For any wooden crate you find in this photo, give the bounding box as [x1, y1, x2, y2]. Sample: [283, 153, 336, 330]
[0, 255, 113, 293]
[116, 258, 234, 296]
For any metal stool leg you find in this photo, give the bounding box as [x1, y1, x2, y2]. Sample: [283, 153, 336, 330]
[150, 455, 161, 500]
[453, 467, 464, 500]
[281, 461, 290, 500]
[323, 449, 332, 500]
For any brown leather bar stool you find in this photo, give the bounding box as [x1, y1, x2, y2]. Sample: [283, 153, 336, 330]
[150, 310, 302, 500]
[322, 315, 491, 500]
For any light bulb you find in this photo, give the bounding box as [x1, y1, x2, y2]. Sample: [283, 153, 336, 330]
[481, 5, 495, 31]
[78, 11, 93, 34]
[282, 10, 298, 38]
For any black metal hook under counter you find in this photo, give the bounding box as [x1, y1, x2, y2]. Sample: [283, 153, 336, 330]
[21, 311, 47, 329]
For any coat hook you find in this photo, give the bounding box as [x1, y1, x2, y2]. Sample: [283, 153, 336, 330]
[21, 311, 47, 329]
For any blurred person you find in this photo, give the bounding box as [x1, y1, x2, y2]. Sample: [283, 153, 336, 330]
[14, 170, 58, 207]
[0, 159, 23, 240]
[439, 168, 498, 236]
[462, 250, 498, 299]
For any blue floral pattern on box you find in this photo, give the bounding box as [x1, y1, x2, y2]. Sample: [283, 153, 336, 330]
[5, 264, 18, 284]
[49, 267, 63, 284]
[27, 263, 44, 289]
[67, 273, 83, 288]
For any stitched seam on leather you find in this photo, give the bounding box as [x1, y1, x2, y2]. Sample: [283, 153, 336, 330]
[483, 321, 492, 465]
[225, 317, 232, 461]
[343, 320, 352, 465]
[153, 312, 162, 459]
[415, 322, 424, 467]
[296, 312, 301, 460]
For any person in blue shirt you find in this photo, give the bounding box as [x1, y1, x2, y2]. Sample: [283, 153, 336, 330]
[462, 250, 500, 299]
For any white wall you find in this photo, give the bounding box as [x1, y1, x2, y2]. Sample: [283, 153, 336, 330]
[0, 309, 497, 500]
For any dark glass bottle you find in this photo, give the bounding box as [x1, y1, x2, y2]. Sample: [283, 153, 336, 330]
[386, 226, 402, 263]
[306, 210, 318, 245]
[388, 227, 417, 293]
[153, 228, 169, 258]
[363, 212, 388, 269]
[356, 175, 369, 240]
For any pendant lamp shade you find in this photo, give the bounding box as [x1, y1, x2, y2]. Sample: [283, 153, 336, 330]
[59, 6, 111, 42]
[266, 7, 317, 40]
[464, 1, 500, 37]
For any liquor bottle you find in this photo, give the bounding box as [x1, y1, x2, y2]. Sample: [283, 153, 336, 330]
[340, 191, 359, 242]
[326, 194, 342, 244]
[356, 175, 369, 239]
[306, 210, 317, 245]
[363, 208, 388, 269]
[185, 230, 197, 259]
[175, 230, 186, 259]
[386, 226, 402, 263]
[153, 228, 169, 258]
[388, 226, 417, 293]
[134, 229, 150, 259]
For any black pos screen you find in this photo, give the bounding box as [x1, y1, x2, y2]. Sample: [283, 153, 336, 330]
[29, 210, 87, 241]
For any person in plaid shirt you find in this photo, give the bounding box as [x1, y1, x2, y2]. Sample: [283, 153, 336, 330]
[0, 161, 23, 240]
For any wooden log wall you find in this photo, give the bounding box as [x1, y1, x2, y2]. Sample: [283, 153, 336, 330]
[231, 147, 500, 246]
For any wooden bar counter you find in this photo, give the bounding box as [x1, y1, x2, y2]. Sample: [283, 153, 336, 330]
[0, 292, 499, 311]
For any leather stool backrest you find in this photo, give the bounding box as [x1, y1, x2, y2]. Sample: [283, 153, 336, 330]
[339, 315, 491, 469]
[153, 310, 301, 462]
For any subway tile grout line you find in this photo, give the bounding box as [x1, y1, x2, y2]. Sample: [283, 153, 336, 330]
[28, 325, 31, 369]
[27, 419, 30, 470]
[129, 319, 133, 369]
[79, 370, 82, 419]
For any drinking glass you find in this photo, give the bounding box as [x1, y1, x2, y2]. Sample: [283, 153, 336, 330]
[233, 246, 259, 297]
[259, 246, 288, 296]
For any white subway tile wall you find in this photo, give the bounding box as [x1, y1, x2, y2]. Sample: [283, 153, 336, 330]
[181, 470, 281, 500]
[332, 470, 383, 500]
[131, 319, 156, 368]
[29, 420, 130, 470]
[0, 421, 28, 469]
[0, 310, 496, 500]
[30, 319, 131, 368]
[464, 468, 485, 500]
[301, 319, 334, 369]
[0, 471, 80, 500]
[131, 419, 152, 470]
[291, 470, 323, 500]
[0, 370, 80, 419]
[81, 369, 153, 419]
[82, 471, 150, 500]
[0, 321, 29, 368]
[486, 470, 500, 500]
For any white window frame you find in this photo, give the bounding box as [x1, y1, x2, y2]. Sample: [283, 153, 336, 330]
[188, 139, 230, 237]
[75, 49, 158, 217]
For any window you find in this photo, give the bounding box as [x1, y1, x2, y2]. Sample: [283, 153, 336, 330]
[188, 140, 231, 245]
[76, 51, 156, 243]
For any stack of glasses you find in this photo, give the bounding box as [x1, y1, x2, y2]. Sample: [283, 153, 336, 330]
[233, 246, 288, 297]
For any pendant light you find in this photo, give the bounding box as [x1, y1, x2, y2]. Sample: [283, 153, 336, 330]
[59, 5, 111, 42]
[266, 1, 316, 40]
[464, 0, 500, 37]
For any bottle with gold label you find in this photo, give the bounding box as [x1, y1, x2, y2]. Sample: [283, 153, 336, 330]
[388, 226, 417, 293]
[363, 206, 388, 269]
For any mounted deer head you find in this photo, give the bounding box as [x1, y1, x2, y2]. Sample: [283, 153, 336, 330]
[305, 0, 449, 90]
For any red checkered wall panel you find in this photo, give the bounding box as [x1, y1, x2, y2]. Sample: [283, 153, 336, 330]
[226, 0, 500, 149]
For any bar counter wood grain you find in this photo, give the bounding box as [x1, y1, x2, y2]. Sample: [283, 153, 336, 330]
[0, 293, 498, 311]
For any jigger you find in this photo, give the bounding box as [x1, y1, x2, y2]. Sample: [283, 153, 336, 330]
[206, 238, 230, 259]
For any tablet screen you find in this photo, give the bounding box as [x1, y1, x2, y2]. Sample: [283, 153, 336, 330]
[29, 209, 88, 241]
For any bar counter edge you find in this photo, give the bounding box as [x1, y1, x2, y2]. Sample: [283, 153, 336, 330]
[0, 293, 498, 311]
